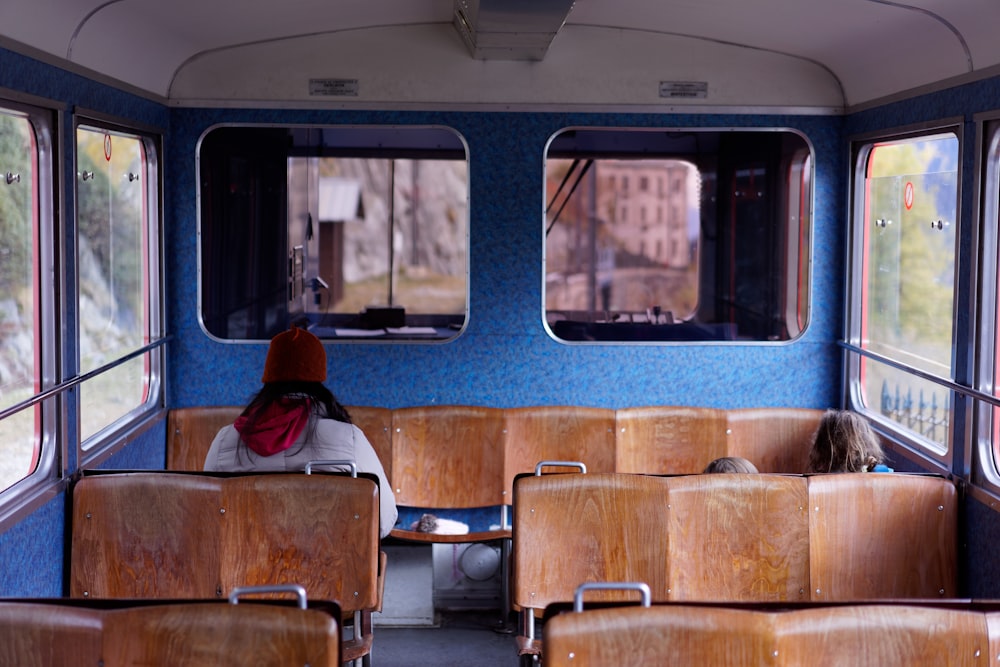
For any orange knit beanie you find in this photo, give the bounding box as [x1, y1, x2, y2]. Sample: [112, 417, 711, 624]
[262, 326, 327, 384]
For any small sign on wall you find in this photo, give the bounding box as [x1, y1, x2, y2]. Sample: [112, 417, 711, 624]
[309, 78, 359, 96]
[659, 81, 708, 99]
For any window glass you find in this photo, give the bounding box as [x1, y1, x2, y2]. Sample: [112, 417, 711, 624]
[76, 125, 156, 445]
[199, 126, 468, 342]
[544, 128, 812, 343]
[854, 132, 958, 452]
[0, 108, 39, 491]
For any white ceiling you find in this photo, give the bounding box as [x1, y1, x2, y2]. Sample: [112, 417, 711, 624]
[1, 0, 997, 109]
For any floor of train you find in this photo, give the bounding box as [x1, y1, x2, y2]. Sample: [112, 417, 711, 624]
[373, 609, 521, 666]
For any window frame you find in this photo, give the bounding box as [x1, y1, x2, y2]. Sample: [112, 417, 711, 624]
[72, 111, 166, 468]
[542, 126, 815, 345]
[195, 123, 470, 344]
[844, 119, 964, 472]
[0, 90, 62, 529]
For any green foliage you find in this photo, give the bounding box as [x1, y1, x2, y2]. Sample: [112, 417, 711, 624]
[0, 114, 33, 306]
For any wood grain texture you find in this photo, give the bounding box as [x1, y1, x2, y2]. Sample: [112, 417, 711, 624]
[726, 407, 824, 473]
[0, 604, 103, 667]
[545, 605, 775, 667]
[807, 473, 958, 599]
[70, 473, 223, 598]
[545, 604, 989, 667]
[615, 406, 728, 474]
[101, 603, 340, 667]
[166, 406, 243, 470]
[666, 474, 810, 601]
[775, 605, 987, 666]
[502, 406, 616, 501]
[512, 472, 671, 612]
[390, 405, 505, 507]
[220, 474, 380, 611]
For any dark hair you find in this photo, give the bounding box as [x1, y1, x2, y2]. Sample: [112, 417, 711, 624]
[808, 410, 885, 473]
[234, 381, 353, 464]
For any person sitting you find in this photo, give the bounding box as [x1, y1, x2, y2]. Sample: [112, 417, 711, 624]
[703, 456, 759, 474]
[204, 325, 398, 537]
[807, 409, 893, 473]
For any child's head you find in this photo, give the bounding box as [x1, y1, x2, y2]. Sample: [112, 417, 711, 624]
[808, 410, 886, 473]
[703, 456, 759, 474]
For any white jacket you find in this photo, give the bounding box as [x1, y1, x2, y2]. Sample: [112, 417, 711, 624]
[204, 415, 398, 538]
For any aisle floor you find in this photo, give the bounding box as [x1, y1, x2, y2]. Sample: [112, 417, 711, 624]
[371, 610, 522, 666]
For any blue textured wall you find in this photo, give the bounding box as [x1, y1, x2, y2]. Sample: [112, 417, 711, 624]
[168, 111, 844, 411]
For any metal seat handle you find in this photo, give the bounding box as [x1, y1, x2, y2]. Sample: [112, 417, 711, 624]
[229, 584, 308, 610]
[534, 460, 587, 475]
[573, 582, 651, 612]
[305, 459, 358, 477]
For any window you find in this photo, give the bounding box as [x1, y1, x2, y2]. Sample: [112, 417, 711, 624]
[0, 104, 46, 493]
[848, 130, 959, 454]
[198, 126, 469, 342]
[75, 121, 162, 449]
[544, 128, 812, 343]
[978, 118, 1000, 479]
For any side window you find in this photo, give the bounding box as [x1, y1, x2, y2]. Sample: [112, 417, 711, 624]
[0, 105, 44, 492]
[544, 128, 812, 343]
[75, 122, 162, 450]
[198, 126, 469, 342]
[848, 130, 959, 454]
[979, 118, 1000, 481]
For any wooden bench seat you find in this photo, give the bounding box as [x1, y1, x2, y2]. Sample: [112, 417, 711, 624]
[544, 601, 992, 667]
[0, 598, 341, 667]
[164, 404, 826, 543]
[513, 470, 958, 664]
[69, 471, 379, 664]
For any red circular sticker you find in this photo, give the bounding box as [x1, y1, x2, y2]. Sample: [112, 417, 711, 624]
[104, 134, 112, 162]
[904, 181, 914, 210]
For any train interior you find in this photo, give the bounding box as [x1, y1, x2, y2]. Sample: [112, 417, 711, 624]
[3, 0, 1000, 664]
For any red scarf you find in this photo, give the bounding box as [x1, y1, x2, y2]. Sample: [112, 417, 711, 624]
[234, 398, 312, 457]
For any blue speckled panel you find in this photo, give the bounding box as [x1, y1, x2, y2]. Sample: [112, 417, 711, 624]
[0, 494, 65, 596]
[167, 110, 845, 411]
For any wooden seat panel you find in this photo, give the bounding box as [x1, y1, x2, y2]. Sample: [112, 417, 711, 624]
[101, 603, 340, 667]
[807, 473, 958, 599]
[502, 406, 616, 501]
[220, 474, 380, 612]
[166, 406, 243, 471]
[726, 407, 824, 473]
[512, 472, 671, 612]
[544, 605, 774, 667]
[0, 603, 103, 667]
[666, 473, 810, 601]
[70, 473, 222, 598]
[390, 405, 505, 508]
[775, 605, 987, 666]
[615, 406, 728, 474]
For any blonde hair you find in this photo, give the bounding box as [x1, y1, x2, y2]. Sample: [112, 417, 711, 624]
[808, 410, 885, 473]
[703, 456, 759, 474]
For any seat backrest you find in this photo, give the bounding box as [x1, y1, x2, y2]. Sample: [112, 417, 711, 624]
[101, 602, 340, 667]
[0, 603, 104, 667]
[544, 604, 774, 667]
[502, 406, 616, 501]
[347, 405, 393, 483]
[70, 472, 223, 598]
[615, 406, 728, 474]
[219, 473, 380, 612]
[665, 473, 810, 601]
[512, 472, 670, 613]
[390, 405, 505, 508]
[807, 473, 957, 600]
[70, 472, 380, 613]
[167, 406, 243, 471]
[166, 404, 390, 474]
[774, 604, 987, 666]
[726, 407, 824, 473]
